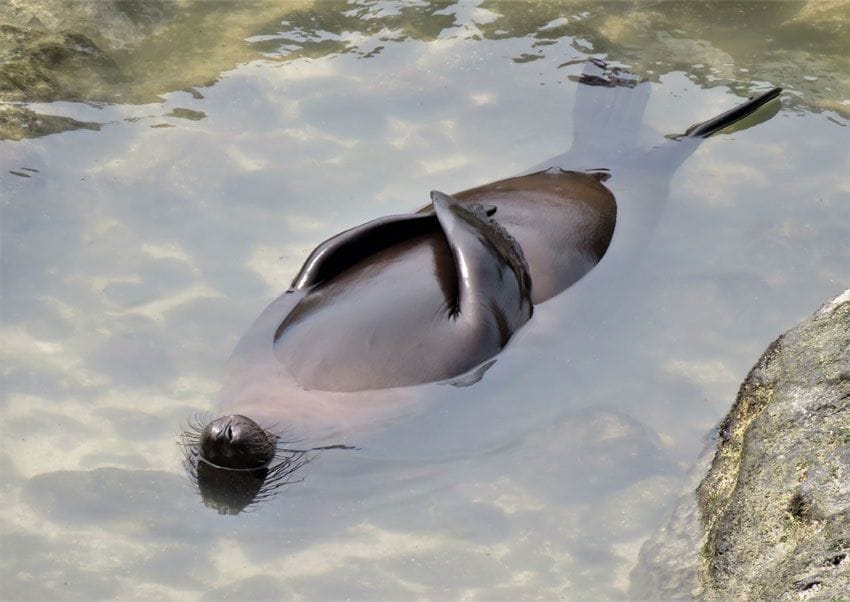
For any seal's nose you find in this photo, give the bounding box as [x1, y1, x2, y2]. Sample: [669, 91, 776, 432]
[211, 419, 235, 444]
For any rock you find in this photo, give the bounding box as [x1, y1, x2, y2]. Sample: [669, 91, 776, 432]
[0, 24, 124, 103]
[0, 1, 310, 139]
[631, 289, 850, 599]
[628, 450, 710, 599]
[0, 23, 122, 139]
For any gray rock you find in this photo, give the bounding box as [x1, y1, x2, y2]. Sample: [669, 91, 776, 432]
[631, 289, 850, 600]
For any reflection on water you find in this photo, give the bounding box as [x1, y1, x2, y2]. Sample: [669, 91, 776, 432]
[1, 0, 849, 599]
[1, 0, 848, 139]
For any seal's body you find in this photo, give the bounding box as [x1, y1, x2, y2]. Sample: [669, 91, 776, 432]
[274, 171, 615, 392]
[184, 62, 783, 511]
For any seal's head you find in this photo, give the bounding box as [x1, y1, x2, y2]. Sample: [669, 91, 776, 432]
[199, 414, 276, 469]
[180, 413, 312, 514]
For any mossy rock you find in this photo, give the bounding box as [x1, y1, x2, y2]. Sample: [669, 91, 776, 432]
[632, 290, 850, 599]
[0, 25, 125, 103]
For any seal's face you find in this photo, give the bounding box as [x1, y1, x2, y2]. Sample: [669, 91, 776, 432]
[199, 414, 276, 469]
[181, 414, 315, 514]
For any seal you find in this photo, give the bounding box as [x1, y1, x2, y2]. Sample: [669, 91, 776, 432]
[272, 180, 619, 393]
[181, 60, 782, 513]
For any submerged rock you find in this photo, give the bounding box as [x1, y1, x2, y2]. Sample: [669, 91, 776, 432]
[0, 24, 124, 103]
[0, 104, 99, 140]
[0, 23, 121, 139]
[631, 289, 850, 599]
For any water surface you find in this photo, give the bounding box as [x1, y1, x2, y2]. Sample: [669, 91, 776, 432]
[1, 1, 848, 599]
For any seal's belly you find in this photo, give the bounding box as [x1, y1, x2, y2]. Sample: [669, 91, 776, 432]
[275, 171, 615, 393]
[454, 171, 617, 303]
[274, 234, 496, 392]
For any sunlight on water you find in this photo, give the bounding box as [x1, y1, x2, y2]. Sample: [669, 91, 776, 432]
[1, 1, 848, 599]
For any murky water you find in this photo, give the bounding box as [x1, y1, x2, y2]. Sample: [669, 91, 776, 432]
[1, 1, 848, 599]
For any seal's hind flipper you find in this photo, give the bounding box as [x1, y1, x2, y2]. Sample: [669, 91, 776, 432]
[575, 58, 640, 89]
[430, 191, 532, 336]
[572, 59, 650, 155]
[526, 59, 651, 173]
[680, 87, 782, 138]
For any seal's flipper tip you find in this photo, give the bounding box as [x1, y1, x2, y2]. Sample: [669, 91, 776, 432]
[430, 190, 454, 206]
[574, 58, 641, 89]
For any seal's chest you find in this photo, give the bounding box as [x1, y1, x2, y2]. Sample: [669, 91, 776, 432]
[273, 235, 465, 391]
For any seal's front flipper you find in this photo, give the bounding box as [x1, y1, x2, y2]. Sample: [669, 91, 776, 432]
[446, 359, 497, 387]
[430, 191, 532, 341]
[291, 212, 440, 290]
[294, 205, 503, 291]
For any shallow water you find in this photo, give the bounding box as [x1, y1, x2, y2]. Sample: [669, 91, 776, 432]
[1, 1, 849, 599]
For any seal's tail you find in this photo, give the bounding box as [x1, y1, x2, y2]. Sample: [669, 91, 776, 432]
[680, 87, 783, 138]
